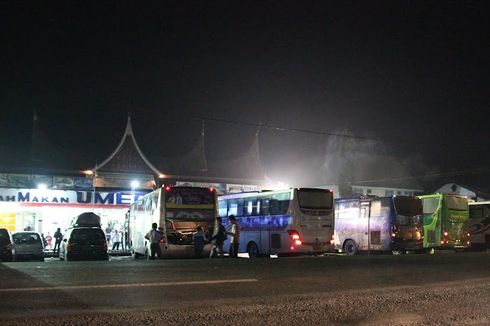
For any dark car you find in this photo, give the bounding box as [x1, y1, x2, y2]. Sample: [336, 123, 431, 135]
[0, 228, 14, 262]
[59, 227, 109, 261]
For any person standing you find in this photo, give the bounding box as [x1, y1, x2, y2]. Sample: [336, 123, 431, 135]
[112, 230, 122, 250]
[228, 215, 240, 258]
[209, 217, 227, 258]
[53, 228, 63, 254]
[193, 226, 207, 258]
[45, 232, 53, 250]
[145, 223, 163, 259]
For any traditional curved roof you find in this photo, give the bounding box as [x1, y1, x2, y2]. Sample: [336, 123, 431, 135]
[95, 115, 163, 176]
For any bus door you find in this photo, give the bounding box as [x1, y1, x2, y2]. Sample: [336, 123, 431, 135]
[360, 201, 371, 251]
[259, 198, 272, 255]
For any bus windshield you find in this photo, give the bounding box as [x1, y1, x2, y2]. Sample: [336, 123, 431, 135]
[165, 188, 215, 206]
[297, 189, 333, 209]
[422, 197, 440, 214]
[394, 197, 422, 216]
[445, 196, 468, 211]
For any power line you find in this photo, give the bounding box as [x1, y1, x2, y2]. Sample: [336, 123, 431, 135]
[197, 116, 379, 142]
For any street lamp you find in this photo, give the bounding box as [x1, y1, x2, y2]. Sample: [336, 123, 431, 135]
[37, 183, 47, 190]
[130, 180, 140, 205]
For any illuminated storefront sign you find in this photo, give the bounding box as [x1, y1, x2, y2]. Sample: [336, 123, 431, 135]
[0, 188, 147, 206]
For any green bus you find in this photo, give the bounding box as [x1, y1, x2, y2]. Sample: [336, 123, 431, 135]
[417, 194, 470, 251]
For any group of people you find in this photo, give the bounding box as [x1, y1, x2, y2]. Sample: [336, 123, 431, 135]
[193, 215, 241, 258]
[39, 228, 63, 254]
[145, 215, 241, 260]
[206, 215, 240, 258]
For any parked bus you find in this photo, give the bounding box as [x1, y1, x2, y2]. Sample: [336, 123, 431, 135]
[417, 194, 470, 251]
[218, 188, 334, 257]
[334, 196, 424, 255]
[127, 186, 217, 258]
[468, 201, 490, 251]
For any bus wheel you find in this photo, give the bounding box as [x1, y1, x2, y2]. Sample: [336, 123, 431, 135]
[131, 249, 140, 260]
[392, 249, 404, 255]
[343, 240, 357, 256]
[247, 242, 259, 258]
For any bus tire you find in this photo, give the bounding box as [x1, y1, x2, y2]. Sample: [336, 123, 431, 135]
[247, 242, 259, 258]
[343, 240, 357, 256]
[131, 249, 141, 259]
[392, 249, 404, 255]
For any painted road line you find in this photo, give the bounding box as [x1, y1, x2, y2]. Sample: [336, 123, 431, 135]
[0, 278, 259, 293]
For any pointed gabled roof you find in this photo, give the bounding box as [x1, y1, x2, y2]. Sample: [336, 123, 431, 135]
[210, 128, 265, 180]
[95, 115, 163, 176]
[178, 120, 208, 173]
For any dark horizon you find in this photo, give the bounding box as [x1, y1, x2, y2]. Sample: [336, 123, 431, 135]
[1, 1, 489, 191]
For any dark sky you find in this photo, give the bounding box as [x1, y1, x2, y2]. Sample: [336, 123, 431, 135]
[1, 1, 489, 188]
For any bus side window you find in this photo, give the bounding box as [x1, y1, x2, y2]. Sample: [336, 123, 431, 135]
[255, 199, 261, 215]
[260, 199, 270, 215]
[270, 199, 288, 215]
[245, 199, 254, 216]
[237, 199, 245, 217]
[228, 199, 238, 216]
[270, 200, 280, 215]
[218, 200, 228, 218]
[370, 200, 382, 217]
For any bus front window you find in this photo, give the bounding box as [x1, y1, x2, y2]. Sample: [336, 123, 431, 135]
[394, 197, 422, 217]
[297, 189, 333, 210]
[445, 196, 468, 211]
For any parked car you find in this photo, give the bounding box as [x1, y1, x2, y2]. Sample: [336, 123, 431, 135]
[12, 232, 45, 262]
[59, 227, 109, 261]
[0, 228, 14, 262]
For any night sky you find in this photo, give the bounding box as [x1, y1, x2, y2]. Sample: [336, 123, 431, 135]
[1, 2, 489, 189]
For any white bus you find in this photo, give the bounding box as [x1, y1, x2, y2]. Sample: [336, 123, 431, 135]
[218, 188, 334, 257]
[127, 186, 218, 258]
[334, 196, 424, 255]
[468, 201, 490, 251]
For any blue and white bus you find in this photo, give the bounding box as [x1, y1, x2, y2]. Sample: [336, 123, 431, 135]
[218, 188, 334, 257]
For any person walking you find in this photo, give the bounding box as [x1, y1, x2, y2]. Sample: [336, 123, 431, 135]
[193, 226, 207, 258]
[209, 217, 227, 258]
[53, 228, 63, 254]
[111, 230, 122, 250]
[145, 223, 163, 259]
[227, 215, 240, 258]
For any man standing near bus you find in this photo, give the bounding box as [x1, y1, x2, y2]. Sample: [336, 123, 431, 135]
[228, 215, 240, 258]
[209, 217, 227, 258]
[145, 223, 163, 259]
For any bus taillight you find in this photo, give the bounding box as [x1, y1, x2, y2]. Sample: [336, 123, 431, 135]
[164, 185, 172, 192]
[209, 187, 216, 192]
[288, 230, 302, 246]
[330, 234, 335, 245]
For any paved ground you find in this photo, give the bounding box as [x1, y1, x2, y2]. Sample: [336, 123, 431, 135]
[0, 252, 489, 325]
